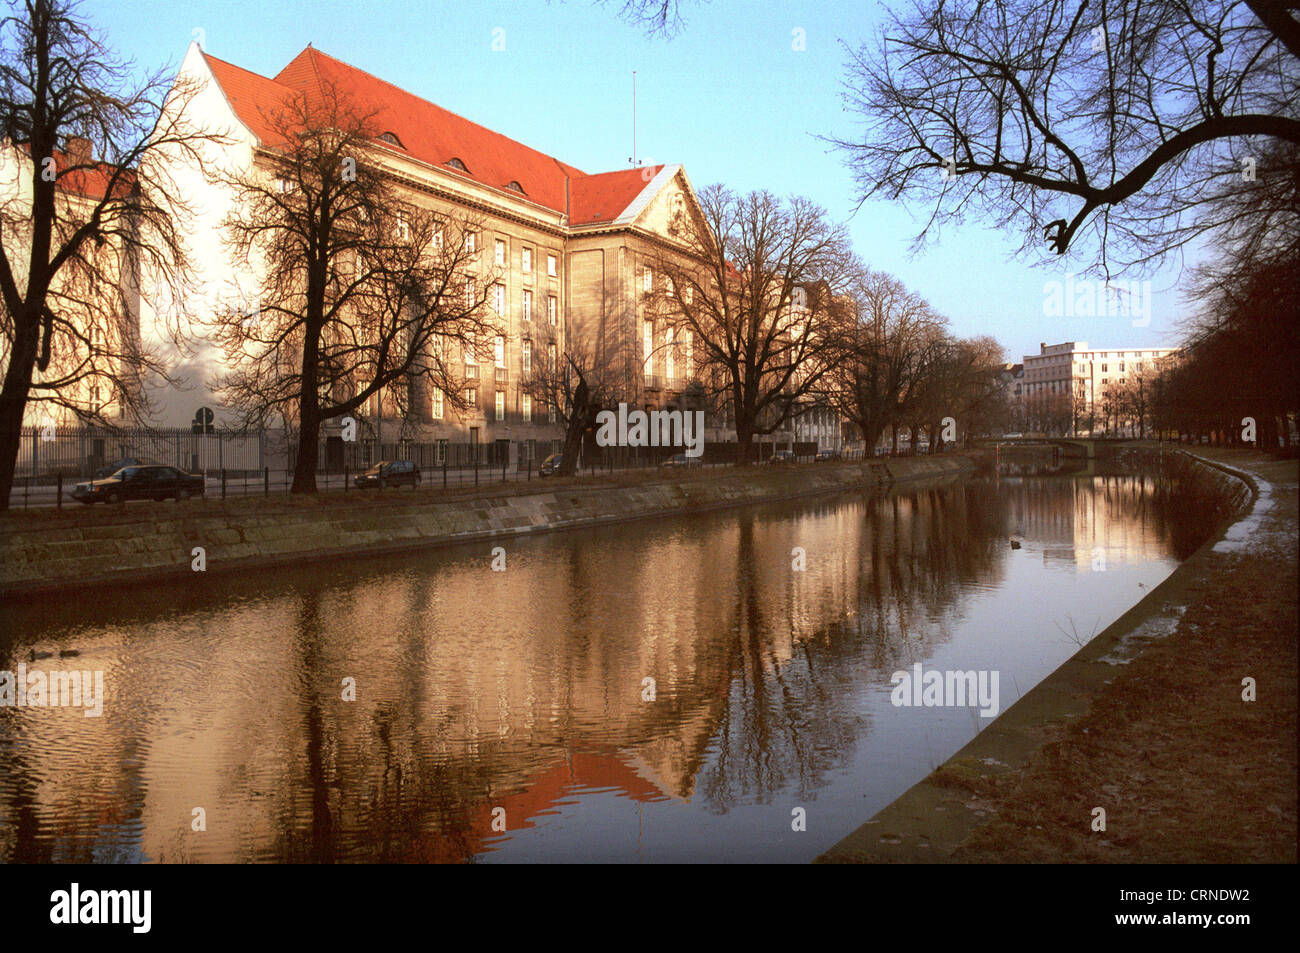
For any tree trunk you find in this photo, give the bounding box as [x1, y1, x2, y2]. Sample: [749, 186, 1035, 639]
[559, 411, 586, 476]
[735, 419, 755, 465]
[0, 315, 40, 512]
[292, 414, 321, 493]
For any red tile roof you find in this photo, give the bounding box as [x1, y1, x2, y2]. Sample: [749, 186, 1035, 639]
[17, 143, 134, 200]
[203, 54, 296, 147]
[569, 166, 662, 225]
[203, 46, 661, 225]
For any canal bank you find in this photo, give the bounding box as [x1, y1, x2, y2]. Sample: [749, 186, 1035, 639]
[819, 446, 1298, 864]
[0, 455, 973, 599]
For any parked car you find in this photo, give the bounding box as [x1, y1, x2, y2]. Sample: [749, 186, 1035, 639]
[73, 465, 205, 504]
[814, 449, 839, 462]
[354, 460, 421, 488]
[93, 456, 158, 479]
[661, 453, 702, 468]
[769, 449, 795, 464]
[538, 453, 564, 477]
[1002, 432, 1024, 439]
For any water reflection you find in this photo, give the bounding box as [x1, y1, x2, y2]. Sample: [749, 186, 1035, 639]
[0, 474, 1210, 862]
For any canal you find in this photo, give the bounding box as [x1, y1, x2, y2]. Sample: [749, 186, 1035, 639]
[0, 472, 1217, 862]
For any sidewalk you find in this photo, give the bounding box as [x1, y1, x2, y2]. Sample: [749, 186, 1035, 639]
[820, 447, 1297, 863]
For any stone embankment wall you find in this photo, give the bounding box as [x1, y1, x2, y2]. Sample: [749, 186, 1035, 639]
[1, 456, 973, 597]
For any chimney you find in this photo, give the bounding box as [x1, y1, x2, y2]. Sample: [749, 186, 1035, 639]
[65, 137, 93, 166]
[1039, 341, 1046, 353]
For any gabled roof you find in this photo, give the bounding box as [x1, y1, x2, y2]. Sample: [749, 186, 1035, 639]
[202, 53, 297, 146]
[200, 45, 679, 227]
[569, 166, 663, 226]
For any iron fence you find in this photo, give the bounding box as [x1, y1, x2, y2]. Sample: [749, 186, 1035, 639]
[14, 426, 265, 482]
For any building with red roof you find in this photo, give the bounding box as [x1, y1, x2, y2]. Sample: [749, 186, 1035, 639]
[132, 41, 720, 461]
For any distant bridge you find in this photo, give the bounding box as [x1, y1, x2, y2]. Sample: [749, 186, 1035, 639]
[974, 436, 1124, 460]
[973, 436, 1137, 474]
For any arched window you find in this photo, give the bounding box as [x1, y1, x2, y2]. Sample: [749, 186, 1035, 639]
[447, 157, 469, 172]
[506, 180, 525, 194]
[378, 132, 403, 147]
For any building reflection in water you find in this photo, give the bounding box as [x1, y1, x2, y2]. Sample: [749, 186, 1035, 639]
[0, 473, 1207, 862]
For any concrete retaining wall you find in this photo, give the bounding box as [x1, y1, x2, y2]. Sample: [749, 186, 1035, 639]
[0, 456, 973, 598]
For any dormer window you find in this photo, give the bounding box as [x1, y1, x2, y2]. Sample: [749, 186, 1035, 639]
[447, 157, 469, 172]
[506, 180, 525, 194]
[379, 132, 403, 148]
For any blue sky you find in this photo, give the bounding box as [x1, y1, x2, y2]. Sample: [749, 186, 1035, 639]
[84, 0, 1191, 361]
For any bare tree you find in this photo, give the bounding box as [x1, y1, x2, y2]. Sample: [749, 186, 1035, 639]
[923, 334, 1008, 446]
[0, 0, 216, 510]
[600, 0, 698, 36]
[518, 310, 634, 476]
[648, 186, 853, 464]
[827, 265, 948, 453]
[211, 82, 503, 493]
[833, 0, 1300, 276]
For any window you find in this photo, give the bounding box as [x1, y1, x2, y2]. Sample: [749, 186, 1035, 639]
[522, 247, 532, 273]
[548, 403, 557, 423]
[464, 337, 478, 368]
[1119, 362, 1125, 372]
[495, 239, 506, 266]
[643, 321, 653, 370]
[547, 295, 557, 325]
[643, 268, 653, 293]
[522, 394, 532, 422]
[465, 231, 477, 253]
[466, 387, 477, 407]
[506, 180, 525, 193]
[494, 335, 506, 368]
[1101, 363, 1108, 372]
[522, 289, 533, 322]
[547, 254, 557, 277]
[448, 157, 469, 172]
[432, 388, 444, 419]
[495, 391, 505, 421]
[685, 330, 693, 371]
[493, 283, 506, 316]
[522, 340, 531, 373]
[548, 343, 557, 370]
[464, 277, 475, 307]
[665, 327, 674, 380]
[435, 439, 448, 465]
[684, 286, 693, 305]
[396, 211, 410, 241]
